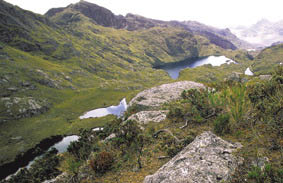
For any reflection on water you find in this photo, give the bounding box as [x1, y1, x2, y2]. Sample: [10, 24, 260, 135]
[245, 67, 254, 76]
[157, 56, 236, 79]
[26, 135, 80, 169]
[79, 98, 127, 119]
[52, 135, 80, 153]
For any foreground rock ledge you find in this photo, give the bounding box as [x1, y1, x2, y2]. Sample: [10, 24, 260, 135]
[144, 131, 243, 183]
[129, 81, 206, 108]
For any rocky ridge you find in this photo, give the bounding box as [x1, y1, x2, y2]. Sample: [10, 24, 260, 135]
[144, 131, 243, 183]
[45, 0, 250, 50]
[128, 81, 206, 124]
[129, 81, 205, 108]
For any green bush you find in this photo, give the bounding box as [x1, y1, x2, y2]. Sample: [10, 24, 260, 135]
[247, 67, 283, 135]
[169, 89, 216, 125]
[213, 113, 230, 135]
[248, 164, 283, 183]
[89, 151, 114, 174]
[67, 129, 99, 160]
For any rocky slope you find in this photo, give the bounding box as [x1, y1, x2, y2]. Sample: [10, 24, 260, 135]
[128, 81, 205, 124]
[144, 131, 243, 183]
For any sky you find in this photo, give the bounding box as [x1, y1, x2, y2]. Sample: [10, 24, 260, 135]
[5, 0, 283, 28]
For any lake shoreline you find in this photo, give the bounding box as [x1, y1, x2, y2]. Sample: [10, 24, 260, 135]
[0, 135, 63, 180]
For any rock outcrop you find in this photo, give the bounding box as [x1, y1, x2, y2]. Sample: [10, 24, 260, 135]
[128, 110, 168, 124]
[129, 81, 205, 108]
[128, 81, 205, 124]
[0, 97, 49, 122]
[144, 131, 243, 183]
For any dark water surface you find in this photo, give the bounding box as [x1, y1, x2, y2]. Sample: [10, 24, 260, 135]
[156, 56, 236, 79]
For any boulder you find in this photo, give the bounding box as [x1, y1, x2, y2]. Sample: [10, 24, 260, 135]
[7, 87, 18, 92]
[35, 69, 61, 89]
[144, 131, 243, 183]
[128, 110, 168, 124]
[258, 75, 272, 81]
[21, 81, 31, 87]
[225, 72, 242, 82]
[0, 97, 49, 122]
[129, 81, 205, 109]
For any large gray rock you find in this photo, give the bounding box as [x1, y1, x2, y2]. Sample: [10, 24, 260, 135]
[129, 81, 205, 108]
[0, 97, 49, 122]
[258, 75, 272, 81]
[144, 131, 243, 183]
[35, 69, 61, 89]
[128, 110, 168, 124]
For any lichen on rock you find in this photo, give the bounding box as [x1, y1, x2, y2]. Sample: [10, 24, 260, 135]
[0, 97, 49, 122]
[128, 81, 205, 124]
[129, 81, 206, 109]
[128, 110, 168, 124]
[144, 131, 243, 183]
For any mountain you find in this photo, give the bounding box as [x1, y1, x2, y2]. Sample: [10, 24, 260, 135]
[45, 0, 251, 50]
[252, 43, 283, 74]
[231, 19, 283, 48]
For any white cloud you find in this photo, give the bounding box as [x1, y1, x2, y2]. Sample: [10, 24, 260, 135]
[5, 0, 283, 28]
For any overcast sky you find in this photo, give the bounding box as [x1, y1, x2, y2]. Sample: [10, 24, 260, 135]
[5, 0, 283, 28]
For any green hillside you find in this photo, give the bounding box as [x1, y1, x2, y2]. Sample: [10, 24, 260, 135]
[252, 44, 283, 74]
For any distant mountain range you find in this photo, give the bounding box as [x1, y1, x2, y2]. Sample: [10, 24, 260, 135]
[46, 0, 252, 50]
[231, 19, 283, 48]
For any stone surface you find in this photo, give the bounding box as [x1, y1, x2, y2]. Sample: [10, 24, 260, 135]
[225, 72, 242, 82]
[42, 173, 69, 183]
[128, 110, 168, 124]
[0, 97, 49, 122]
[129, 81, 205, 108]
[36, 69, 61, 89]
[258, 75, 272, 81]
[102, 133, 116, 143]
[144, 131, 243, 183]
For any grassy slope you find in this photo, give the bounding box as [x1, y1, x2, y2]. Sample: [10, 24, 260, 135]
[252, 44, 283, 74]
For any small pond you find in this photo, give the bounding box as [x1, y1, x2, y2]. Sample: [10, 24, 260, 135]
[79, 98, 127, 119]
[155, 56, 236, 79]
[245, 67, 254, 76]
[3, 135, 80, 180]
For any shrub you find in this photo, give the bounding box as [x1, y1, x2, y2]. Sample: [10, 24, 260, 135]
[67, 129, 99, 160]
[247, 67, 283, 135]
[181, 89, 216, 119]
[112, 120, 142, 148]
[248, 164, 283, 183]
[89, 151, 114, 174]
[213, 113, 230, 135]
